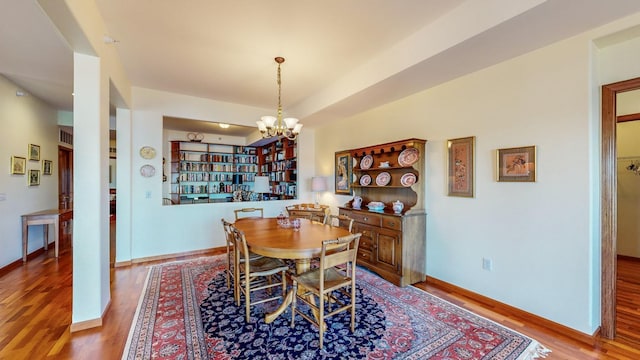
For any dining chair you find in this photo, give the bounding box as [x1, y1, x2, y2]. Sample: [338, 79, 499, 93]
[231, 226, 289, 322]
[234, 207, 264, 220]
[325, 214, 354, 233]
[221, 218, 263, 303]
[290, 232, 362, 348]
[309, 212, 327, 224]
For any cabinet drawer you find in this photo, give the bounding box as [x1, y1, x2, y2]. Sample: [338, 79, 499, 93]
[357, 249, 373, 264]
[358, 236, 374, 252]
[350, 212, 381, 226]
[382, 216, 402, 231]
[339, 209, 353, 218]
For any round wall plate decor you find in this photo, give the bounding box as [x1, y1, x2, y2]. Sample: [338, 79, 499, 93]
[398, 147, 419, 167]
[376, 172, 391, 186]
[360, 155, 373, 170]
[359, 174, 372, 186]
[140, 164, 156, 177]
[400, 173, 417, 187]
[139, 146, 157, 159]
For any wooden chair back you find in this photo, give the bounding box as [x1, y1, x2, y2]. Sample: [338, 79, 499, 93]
[234, 207, 264, 220]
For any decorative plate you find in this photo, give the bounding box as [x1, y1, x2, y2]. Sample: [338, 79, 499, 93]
[400, 173, 417, 187]
[398, 147, 419, 167]
[139, 146, 156, 159]
[360, 155, 373, 170]
[140, 164, 156, 177]
[376, 172, 391, 186]
[359, 174, 372, 186]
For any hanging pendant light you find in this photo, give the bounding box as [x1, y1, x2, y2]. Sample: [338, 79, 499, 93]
[256, 57, 303, 140]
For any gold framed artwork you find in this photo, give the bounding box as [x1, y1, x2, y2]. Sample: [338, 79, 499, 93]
[28, 169, 40, 186]
[334, 150, 352, 195]
[28, 143, 40, 161]
[11, 156, 26, 174]
[42, 160, 53, 175]
[497, 145, 536, 182]
[448, 136, 475, 197]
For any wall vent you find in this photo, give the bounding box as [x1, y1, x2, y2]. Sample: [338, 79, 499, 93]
[59, 128, 73, 146]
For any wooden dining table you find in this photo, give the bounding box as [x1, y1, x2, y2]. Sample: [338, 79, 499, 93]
[233, 217, 351, 323]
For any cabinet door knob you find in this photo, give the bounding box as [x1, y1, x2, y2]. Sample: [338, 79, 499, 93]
[363, 217, 368, 221]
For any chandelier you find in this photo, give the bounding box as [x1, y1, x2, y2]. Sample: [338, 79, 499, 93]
[256, 57, 302, 140]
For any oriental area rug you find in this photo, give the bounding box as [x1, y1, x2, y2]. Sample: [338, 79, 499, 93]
[122, 256, 550, 359]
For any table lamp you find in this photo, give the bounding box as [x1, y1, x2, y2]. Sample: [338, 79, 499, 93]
[253, 176, 270, 201]
[311, 176, 327, 205]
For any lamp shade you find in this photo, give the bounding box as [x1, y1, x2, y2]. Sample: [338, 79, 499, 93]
[253, 176, 270, 193]
[311, 176, 327, 192]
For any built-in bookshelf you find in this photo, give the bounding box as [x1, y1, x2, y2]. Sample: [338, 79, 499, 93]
[256, 138, 297, 200]
[170, 141, 258, 204]
[169, 139, 298, 204]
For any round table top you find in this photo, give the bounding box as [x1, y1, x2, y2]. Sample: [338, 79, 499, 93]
[233, 217, 351, 260]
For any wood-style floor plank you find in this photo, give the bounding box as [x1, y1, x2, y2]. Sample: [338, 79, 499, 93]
[1, 226, 639, 359]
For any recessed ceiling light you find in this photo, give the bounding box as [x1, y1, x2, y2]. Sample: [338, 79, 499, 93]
[219, 123, 230, 129]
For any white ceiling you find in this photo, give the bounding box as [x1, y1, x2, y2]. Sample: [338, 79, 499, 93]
[2, 0, 640, 132]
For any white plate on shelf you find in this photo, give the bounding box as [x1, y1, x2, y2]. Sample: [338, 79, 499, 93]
[360, 155, 373, 169]
[376, 172, 391, 186]
[400, 173, 417, 187]
[359, 174, 372, 186]
[398, 147, 419, 167]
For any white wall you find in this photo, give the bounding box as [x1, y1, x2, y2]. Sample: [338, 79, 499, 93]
[0, 75, 59, 268]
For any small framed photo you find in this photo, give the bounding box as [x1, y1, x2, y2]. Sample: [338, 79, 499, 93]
[28, 144, 40, 161]
[28, 169, 40, 186]
[11, 156, 26, 175]
[448, 136, 475, 197]
[43, 160, 53, 175]
[497, 145, 536, 182]
[335, 150, 352, 195]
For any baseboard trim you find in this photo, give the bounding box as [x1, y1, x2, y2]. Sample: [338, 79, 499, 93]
[425, 276, 598, 346]
[70, 300, 111, 333]
[114, 260, 132, 268]
[0, 248, 47, 277]
[129, 247, 225, 265]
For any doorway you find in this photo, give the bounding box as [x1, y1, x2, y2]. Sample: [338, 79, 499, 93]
[601, 77, 640, 339]
[58, 146, 73, 249]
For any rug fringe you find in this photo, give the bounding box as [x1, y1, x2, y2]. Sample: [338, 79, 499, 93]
[520, 341, 552, 359]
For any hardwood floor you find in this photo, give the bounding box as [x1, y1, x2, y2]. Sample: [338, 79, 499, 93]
[616, 256, 640, 347]
[1, 241, 640, 359]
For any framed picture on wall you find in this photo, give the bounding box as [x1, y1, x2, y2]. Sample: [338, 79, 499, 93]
[11, 156, 26, 175]
[28, 169, 40, 186]
[447, 136, 475, 197]
[497, 145, 536, 182]
[28, 144, 40, 161]
[42, 160, 53, 175]
[334, 150, 352, 195]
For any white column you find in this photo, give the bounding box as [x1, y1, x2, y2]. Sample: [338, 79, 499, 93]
[72, 52, 110, 327]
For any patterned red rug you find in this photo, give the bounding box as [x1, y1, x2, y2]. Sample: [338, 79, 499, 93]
[122, 256, 550, 359]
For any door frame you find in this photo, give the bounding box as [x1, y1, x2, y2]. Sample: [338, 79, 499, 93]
[601, 76, 640, 338]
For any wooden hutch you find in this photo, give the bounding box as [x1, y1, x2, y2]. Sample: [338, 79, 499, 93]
[339, 138, 426, 287]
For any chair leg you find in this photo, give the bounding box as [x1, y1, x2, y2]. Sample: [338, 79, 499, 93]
[350, 280, 356, 332]
[290, 282, 297, 328]
[319, 293, 324, 349]
[245, 277, 251, 322]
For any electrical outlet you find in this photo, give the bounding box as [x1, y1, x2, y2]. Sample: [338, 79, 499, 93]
[145, 191, 151, 199]
[482, 257, 493, 271]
